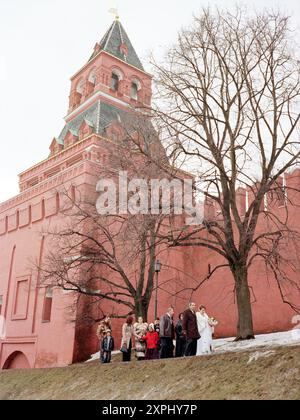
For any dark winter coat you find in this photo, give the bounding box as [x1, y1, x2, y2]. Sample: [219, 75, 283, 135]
[182, 309, 200, 340]
[175, 320, 184, 339]
[159, 314, 175, 339]
[102, 336, 115, 352]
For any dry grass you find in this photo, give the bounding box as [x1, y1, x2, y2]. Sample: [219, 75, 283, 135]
[0, 345, 299, 400]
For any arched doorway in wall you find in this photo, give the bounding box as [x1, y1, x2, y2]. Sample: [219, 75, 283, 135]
[2, 351, 31, 370]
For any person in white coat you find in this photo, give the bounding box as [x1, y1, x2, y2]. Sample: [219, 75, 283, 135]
[196, 305, 218, 356]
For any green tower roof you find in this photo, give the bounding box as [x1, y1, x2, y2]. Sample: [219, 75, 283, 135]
[89, 19, 145, 72]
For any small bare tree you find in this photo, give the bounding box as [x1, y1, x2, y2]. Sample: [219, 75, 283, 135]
[148, 7, 300, 339]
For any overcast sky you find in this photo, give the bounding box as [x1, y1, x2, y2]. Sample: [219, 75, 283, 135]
[0, 0, 299, 202]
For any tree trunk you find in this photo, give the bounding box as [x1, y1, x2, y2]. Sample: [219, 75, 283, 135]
[134, 298, 149, 323]
[232, 264, 255, 340]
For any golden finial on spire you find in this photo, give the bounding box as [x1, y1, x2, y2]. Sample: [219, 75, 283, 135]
[109, 7, 120, 21]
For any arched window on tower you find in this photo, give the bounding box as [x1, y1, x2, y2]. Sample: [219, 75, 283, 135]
[74, 80, 84, 107]
[86, 69, 96, 96]
[76, 80, 84, 95]
[110, 72, 120, 91]
[131, 82, 138, 100]
[130, 78, 141, 101]
[88, 69, 96, 85]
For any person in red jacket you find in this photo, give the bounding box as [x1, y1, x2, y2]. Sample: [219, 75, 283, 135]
[142, 323, 159, 360]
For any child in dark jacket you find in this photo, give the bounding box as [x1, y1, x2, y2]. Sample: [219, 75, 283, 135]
[101, 330, 115, 363]
[142, 323, 159, 360]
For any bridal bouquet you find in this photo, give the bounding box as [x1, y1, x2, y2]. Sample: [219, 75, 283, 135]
[209, 317, 218, 326]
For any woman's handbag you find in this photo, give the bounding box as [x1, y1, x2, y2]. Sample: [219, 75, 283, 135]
[120, 344, 128, 353]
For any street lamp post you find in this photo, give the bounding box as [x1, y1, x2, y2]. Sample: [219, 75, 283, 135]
[154, 260, 162, 320]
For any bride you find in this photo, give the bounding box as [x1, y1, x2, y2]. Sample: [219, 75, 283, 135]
[196, 305, 218, 356]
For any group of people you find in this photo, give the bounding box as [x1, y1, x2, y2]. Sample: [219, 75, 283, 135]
[96, 303, 218, 364]
[158, 303, 218, 360]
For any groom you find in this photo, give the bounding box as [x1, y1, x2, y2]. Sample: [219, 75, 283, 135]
[182, 302, 200, 357]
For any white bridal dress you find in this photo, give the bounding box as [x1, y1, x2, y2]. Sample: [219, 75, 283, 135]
[196, 312, 214, 356]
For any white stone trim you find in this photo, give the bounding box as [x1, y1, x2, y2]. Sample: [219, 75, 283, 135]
[65, 90, 131, 121]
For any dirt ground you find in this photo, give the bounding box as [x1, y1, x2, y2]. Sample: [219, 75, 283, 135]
[0, 345, 299, 400]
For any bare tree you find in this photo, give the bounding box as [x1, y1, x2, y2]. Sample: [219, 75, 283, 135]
[39, 128, 176, 323]
[148, 7, 300, 339]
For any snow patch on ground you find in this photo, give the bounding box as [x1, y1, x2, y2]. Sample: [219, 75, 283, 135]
[86, 350, 120, 363]
[213, 329, 300, 355]
[247, 350, 276, 364]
